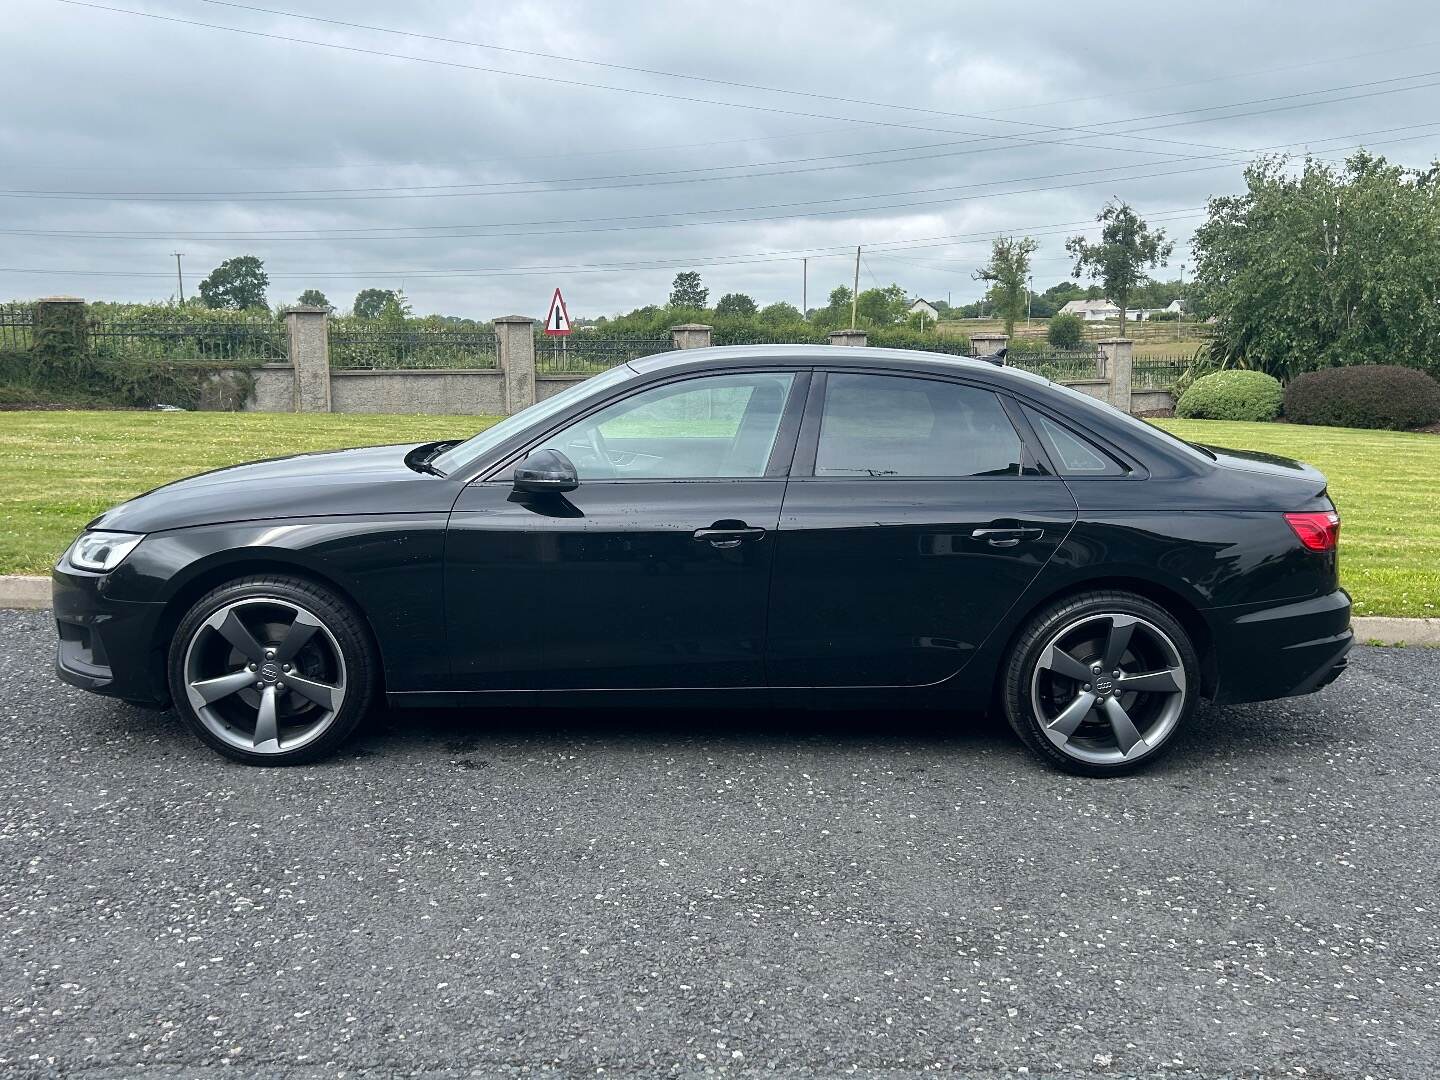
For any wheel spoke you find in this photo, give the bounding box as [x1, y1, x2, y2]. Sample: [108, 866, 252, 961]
[273, 611, 322, 664]
[1117, 667, 1183, 694]
[285, 673, 340, 711]
[252, 685, 280, 751]
[1101, 615, 1136, 671]
[1038, 643, 1093, 684]
[1100, 696, 1145, 756]
[216, 609, 267, 663]
[188, 668, 256, 706]
[1046, 690, 1097, 737]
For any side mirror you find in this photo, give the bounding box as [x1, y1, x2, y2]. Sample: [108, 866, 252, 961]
[513, 447, 579, 493]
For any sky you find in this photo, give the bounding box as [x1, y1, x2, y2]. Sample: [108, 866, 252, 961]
[4, 0, 1440, 321]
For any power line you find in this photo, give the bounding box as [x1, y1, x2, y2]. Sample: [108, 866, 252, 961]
[4, 125, 1434, 243]
[47, 0, 1440, 192]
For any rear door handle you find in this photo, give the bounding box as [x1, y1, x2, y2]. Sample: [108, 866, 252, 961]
[971, 526, 1044, 548]
[693, 526, 767, 549]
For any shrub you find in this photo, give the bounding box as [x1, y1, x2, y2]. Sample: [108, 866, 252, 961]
[1175, 369, 1282, 421]
[1283, 365, 1440, 430]
[1048, 313, 1083, 349]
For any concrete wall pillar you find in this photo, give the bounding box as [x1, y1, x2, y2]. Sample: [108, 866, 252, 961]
[970, 332, 1008, 358]
[828, 329, 867, 347]
[283, 305, 331, 412]
[669, 323, 713, 350]
[1097, 338, 1134, 412]
[494, 316, 537, 414]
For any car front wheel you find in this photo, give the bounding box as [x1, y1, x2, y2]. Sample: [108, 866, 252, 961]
[166, 574, 375, 765]
[1002, 590, 1200, 777]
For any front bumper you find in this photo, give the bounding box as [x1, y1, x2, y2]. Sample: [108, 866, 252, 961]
[1207, 589, 1353, 706]
[52, 565, 169, 705]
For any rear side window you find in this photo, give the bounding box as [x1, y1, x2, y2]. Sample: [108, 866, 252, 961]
[1024, 407, 1127, 476]
[814, 373, 1022, 477]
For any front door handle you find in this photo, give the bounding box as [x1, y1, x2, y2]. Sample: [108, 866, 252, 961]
[971, 526, 1044, 548]
[693, 525, 767, 549]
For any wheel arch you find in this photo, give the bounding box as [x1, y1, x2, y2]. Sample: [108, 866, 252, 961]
[151, 553, 387, 703]
[990, 575, 1218, 703]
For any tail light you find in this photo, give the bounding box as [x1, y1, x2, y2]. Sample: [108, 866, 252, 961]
[1285, 511, 1340, 552]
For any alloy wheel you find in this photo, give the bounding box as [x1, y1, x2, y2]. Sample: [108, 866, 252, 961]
[1029, 612, 1187, 766]
[182, 597, 348, 755]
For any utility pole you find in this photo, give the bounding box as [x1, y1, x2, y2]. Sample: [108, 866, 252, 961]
[172, 252, 186, 303]
[802, 257, 808, 319]
[849, 245, 860, 330]
[1026, 275, 1033, 326]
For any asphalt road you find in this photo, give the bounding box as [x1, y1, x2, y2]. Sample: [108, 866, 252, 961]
[1, 609, 1437, 1079]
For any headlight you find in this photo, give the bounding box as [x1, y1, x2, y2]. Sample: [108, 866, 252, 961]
[65, 531, 144, 572]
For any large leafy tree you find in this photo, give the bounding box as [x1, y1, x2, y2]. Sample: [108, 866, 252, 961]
[758, 301, 803, 325]
[296, 288, 331, 310]
[973, 236, 1038, 338]
[855, 284, 908, 326]
[668, 271, 708, 309]
[1066, 201, 1173, 333]
[1192, 152, 1440, 378]
[197, 255, 269, 310]
[352, 288, 398, 318]
[715, 292, 758, 318]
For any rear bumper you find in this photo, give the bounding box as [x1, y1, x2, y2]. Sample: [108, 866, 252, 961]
[52, 566, 169, 705]
[1208, 589, 1353, 706]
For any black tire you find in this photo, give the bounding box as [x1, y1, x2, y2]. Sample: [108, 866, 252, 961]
[166, 574, 376, 766]
[1001, 590, 1200, 777]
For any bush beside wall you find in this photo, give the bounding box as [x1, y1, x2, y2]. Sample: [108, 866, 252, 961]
[1175, 369, 1283, 421]
[1283, 365, 1440, 430]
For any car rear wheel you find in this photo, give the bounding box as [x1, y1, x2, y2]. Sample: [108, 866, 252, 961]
[166, 575, 375, 765]
[1002, 590, 1200, 777]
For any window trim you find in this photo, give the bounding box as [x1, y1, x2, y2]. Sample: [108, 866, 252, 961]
[792, 368, 1036, 481]
[1018, 401, 1143, 480]
[479, 367, 811, 485]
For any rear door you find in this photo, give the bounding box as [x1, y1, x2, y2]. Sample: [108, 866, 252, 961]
[766, 370, 1077, 688]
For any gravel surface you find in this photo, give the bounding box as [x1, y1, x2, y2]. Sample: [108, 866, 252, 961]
[1, 608, 1436, 1079]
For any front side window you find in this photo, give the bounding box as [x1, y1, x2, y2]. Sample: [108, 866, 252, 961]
[813, 373, 1022, 478]
[532, 371, 796, 480]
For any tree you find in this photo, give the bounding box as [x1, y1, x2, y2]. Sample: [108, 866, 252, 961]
[1192, 152, 1440, 378]
[668, 271, 708, 309]
[973, 236, 1039, 338]
[715, 292, 758, 318]
[1048, 313, 1084, 349]
[352, 288, 398, 318]
[1066, 201, 1173, 333]
[758, 301, 802, 325]
[197, 255, 269, 311]
[855, 284, 908, 326]
[296, 289, 331, 310]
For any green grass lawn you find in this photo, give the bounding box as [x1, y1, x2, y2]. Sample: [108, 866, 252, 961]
[1, 410, 1434, 618]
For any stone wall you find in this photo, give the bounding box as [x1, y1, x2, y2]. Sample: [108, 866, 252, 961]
[330, 369, 506, 415]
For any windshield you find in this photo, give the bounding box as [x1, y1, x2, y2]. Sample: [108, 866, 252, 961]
[429, 364, 637, 475]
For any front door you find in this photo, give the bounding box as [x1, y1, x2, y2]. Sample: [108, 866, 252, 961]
[445, 369, 805, 691]
[767, 371, 1077, 688]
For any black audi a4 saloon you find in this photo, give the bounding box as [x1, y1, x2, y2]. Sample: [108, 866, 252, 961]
[53, 346, 1352, 775]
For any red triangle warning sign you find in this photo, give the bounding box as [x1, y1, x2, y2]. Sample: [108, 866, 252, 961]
[543, 288, 573, 336]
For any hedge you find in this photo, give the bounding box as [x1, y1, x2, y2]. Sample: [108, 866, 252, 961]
[1175, 369, 1283, 421]
[1283, 365, 1440, 430]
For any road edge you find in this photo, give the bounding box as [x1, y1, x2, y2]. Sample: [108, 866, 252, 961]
[2, 573, 1437, 645]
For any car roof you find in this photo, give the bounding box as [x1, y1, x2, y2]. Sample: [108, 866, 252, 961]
[627, 343, 1052, 388]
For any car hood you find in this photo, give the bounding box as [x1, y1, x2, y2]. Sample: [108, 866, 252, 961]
[89, 442, 460, 534]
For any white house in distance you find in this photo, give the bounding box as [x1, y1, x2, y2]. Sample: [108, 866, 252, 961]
[907, 298, 941, 321]
[1058, 298, 1185, 321]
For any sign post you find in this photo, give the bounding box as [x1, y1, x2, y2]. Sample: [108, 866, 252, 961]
[542, 287, 573, 369]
